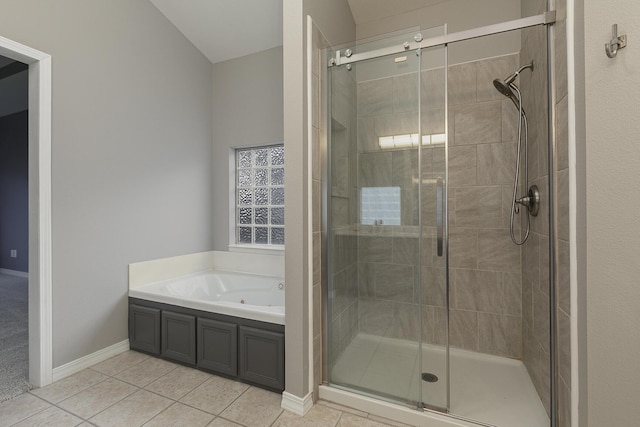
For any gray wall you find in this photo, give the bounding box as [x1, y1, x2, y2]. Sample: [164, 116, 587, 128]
[582, 0, 640, 425]
[0, 110, 29, 272]
[211, 46, 284, 251]
[0, 0, 213, 367]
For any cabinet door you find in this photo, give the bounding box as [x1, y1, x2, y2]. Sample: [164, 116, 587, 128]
[129, 304, 160, 355]
[161, 311, 196, 365]
[197, 318, 237, 376]
[238, 326, 284, 391]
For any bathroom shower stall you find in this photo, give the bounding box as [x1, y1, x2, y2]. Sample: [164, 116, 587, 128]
[323, 9, 558, 427]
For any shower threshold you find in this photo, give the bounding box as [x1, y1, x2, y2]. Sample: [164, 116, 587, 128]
[327, 333, 549, 427]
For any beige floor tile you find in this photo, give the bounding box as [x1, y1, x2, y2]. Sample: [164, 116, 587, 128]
[337, 413, 390, 427]
[220, 387, 282, 427]
[366, 414, 412, 427]
[31, 369, 108, 404]
[12, 406, 83, 427]
[318, 401, 368, 418]
[207, 418, 244, 427]
[114, 357, 178, 387]
[89, 389, 172, 427]
[145, 365, 211, 400]
[179, 376, 249, 415]
[274, 403, 342, 426]
[145, 402, 214, 427]
[57, 377, 138, 419]
[90, 351, 149, 376]
[0, 393, 51, 427]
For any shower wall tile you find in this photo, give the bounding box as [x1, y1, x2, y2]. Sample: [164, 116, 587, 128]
[359, 152, 392, 187]
[555, 19, 568, 102]
[392, 236, 419, 266]
[502, 272, 522, 317]
[386, 302, 420, 341]
[448, 228, 478, 269]
[331, 197, 349, 227]
[421, 67, 446, 107]
[453, 101, 502, 145]
[452, 269, 503, 314]
[453, 186, 503, 228]
[527, 117, 541, 180]
[450, 309, 478, 351]
[374, 112, 419, 138]
[558, 239, 571, 314]
[475, 54, 519, 103]
[558, 308, 571, 385]
[392, 149, 418, 188]
[537, 117, 549, 178]
[421, 108, 445, 135]
[522, 276, 534, 328]
[557, 168, 570, 241]
[501, 99, 519, 143]
[538, 234, 550, 295]
[477, 229, 521, 273]
[422, 266, 447, 307]
[533, 287, 550, 354]
[313, 180, 321, 232]
[559, 376, 571, 427]
[478, 313, 522, 358]
[373, 263, 415, 303]
[556, 95, 569, 170]
[476, 142, 517, 185]
[357, 78, 393, 117]
[357, 117, 378, 153]
[358, 298, 394, 336]
[358, 236, 391, 263]
[392, 73, 419, 114]
[448, 62, 476, 106]
[448, 145, 477, 187]
[523, 231, 540, 286]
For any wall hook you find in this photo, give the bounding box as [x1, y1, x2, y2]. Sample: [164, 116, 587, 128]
[605, 24, 627, 58]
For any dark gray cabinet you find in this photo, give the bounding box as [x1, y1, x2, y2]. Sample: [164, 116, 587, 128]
[239, 326, 285, 391]
[129, 304, 160, 355]
[161, 311, 196, 365]
[129, 298, 284, 392]
[197, 318, 237, 376]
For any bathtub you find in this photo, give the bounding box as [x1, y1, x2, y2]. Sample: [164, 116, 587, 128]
[128, 270, 285, 325]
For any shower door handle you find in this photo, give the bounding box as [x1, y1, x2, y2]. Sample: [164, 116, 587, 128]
[436, 177, 443, 257]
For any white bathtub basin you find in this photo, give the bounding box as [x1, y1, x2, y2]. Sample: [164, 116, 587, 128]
[129, 270, 285, 325]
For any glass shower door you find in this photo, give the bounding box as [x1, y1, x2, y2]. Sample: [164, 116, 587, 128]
[326, 28, 448, 411]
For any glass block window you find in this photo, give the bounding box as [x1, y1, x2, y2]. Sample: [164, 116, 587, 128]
[236, 144, 285, 246]
[360, 186, 401, 225]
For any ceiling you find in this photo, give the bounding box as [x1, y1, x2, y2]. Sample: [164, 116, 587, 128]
[149, 1, 454, 64]
[150, 0, 283, 64]
[346, 0, 453, 25]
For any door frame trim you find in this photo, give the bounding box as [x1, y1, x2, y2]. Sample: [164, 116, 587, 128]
[0, 35, 53, 388]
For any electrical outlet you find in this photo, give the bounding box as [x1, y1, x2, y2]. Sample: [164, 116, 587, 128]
[10, 249, 17, 258]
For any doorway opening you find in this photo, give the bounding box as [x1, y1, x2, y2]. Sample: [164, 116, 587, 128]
[0, 35, 53, 392]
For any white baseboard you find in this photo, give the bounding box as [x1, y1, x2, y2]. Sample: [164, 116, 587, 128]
[51, 339, 130, 383]
[0, 268, 29, 278]
[281, 391, 314, 416]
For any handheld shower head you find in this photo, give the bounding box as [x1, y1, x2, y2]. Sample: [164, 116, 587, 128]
[493, 61, 534, 110]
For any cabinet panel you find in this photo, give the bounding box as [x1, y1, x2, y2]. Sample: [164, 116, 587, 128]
[129, 305, 160, 355]
[162, 311, 196, 365]
[238, 326, 284, 391]
[197, 318, 237, 376]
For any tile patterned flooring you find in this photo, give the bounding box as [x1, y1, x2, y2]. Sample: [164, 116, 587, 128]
[0, 351, 410, 427]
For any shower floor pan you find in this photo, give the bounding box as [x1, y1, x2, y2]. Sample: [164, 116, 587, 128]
[331, 333, 549, 427]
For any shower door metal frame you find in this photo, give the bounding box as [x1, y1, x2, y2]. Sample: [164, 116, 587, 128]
[322, 9, 560, 427]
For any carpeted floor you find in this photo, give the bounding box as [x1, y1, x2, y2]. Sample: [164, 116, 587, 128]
[0, 273, 31, 402]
